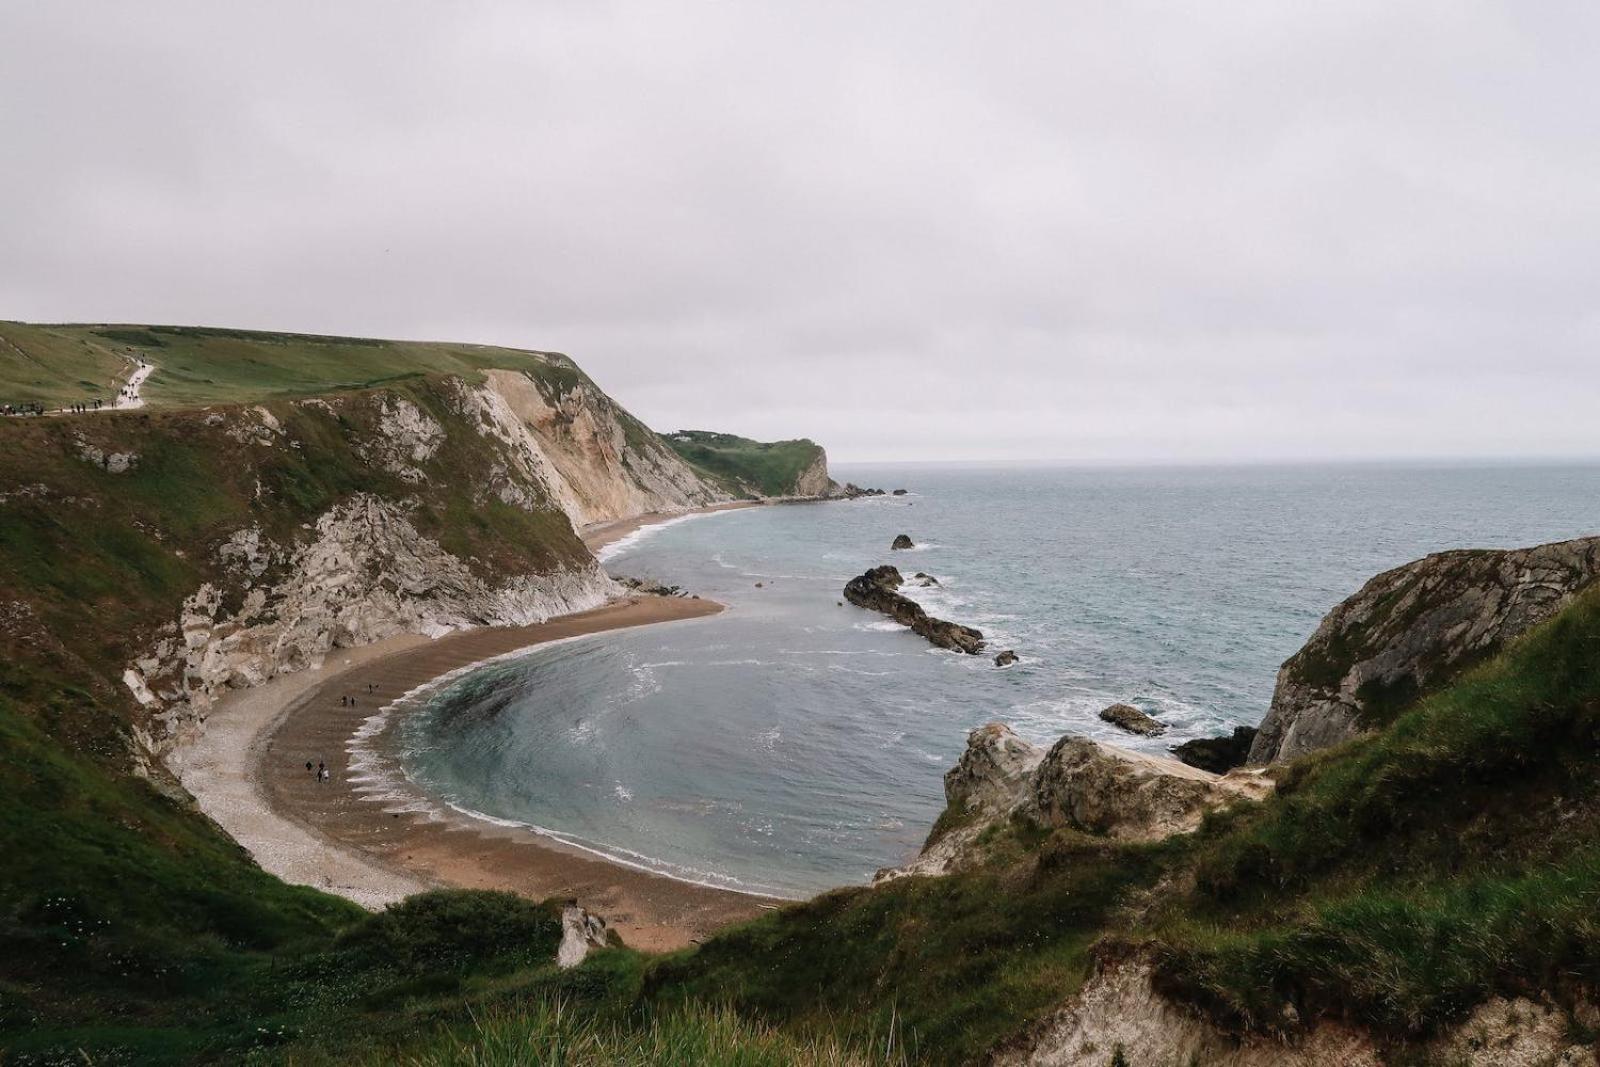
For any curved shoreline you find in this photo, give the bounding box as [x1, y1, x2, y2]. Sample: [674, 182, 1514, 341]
[176, 503, 791, 949]
[252, 596, 771, 949]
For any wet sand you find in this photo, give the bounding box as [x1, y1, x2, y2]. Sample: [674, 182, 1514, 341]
[253, 595, 775, 950]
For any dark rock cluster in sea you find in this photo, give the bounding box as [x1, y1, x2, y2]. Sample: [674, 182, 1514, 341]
[838, 483, 886, 498]
[843, 565, 985, 654]
[891, 533, 915, 550]
[1170, 726, 1257, 773]
[993, 649, 1018, 667]
[1099, 702, 1166, 737]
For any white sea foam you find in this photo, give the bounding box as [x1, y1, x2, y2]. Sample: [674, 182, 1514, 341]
[596, 508, 746, 563]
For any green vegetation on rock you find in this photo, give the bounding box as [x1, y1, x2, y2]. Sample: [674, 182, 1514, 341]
[663, 429, 827, 497]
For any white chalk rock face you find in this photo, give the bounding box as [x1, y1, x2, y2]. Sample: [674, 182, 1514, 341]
[557, 903, 611, 969]
[128, 492, 618, 749]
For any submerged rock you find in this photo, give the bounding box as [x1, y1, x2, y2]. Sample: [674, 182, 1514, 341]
[1170, 726, 1257, 774]
[843, 566, 984, 654]
[892, 488, 909, 495]
[1250, 535, 1600, 764]
[891, 533, 915, 550]
[994, 650, 1019, 667]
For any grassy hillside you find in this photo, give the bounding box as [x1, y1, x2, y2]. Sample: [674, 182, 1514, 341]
[0, 321, 586, 410]
[663, 429, 826, 497]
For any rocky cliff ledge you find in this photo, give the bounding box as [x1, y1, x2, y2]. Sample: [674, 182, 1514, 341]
[879, 723, 1271, 882]
[843, 565, 985, 653]
[1250, 535, 1600, 764]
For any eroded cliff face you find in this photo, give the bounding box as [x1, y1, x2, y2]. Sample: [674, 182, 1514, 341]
[790, 449, 836, 499]
[878, 723, 1270, 882]
[1250, 536, 1600, 764]
[481, 366, 730, 526]
[126, 493, 616, 751]
[991, 957, 1599, 1067]
[97, 379, 633, 755]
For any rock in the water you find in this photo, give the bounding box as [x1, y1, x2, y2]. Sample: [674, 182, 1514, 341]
[1250, 536, 1600, 765]
[892, 488, 909, 495]
[912, 571, 940, 585]
[843, 566, 984, 654]
[1099, 702, 1166, 737]
[994, 650, 1019, 667]
[891, 533, 915, 550]
[557, 902, 610, 969]
[838, 482, 886, 498]
[1170, 726, 1257, 773]
[1027, 738, 1270, 842]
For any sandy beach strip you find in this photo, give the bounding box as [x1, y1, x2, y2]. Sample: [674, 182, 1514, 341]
[255, 596, 774, 951]
[176, 507, 784, 949]
[580, 500, 761, 555]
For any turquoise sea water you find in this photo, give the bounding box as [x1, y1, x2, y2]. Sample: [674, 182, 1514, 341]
[394, 463, 1600, 897]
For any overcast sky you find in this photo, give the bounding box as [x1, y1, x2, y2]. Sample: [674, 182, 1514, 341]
[3, 3, 1598, 462]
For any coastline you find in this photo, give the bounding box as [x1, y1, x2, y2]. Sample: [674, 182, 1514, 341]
[580, 499, 762, 556]
[179, 505, 782, 951]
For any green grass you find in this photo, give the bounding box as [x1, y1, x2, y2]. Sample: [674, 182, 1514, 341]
[645, 830, 1172, 1065]
[662, 430, 825, 497]
[0, 320, 588, 409]
[341, 999, 907, 1067]
[1145, 583, 1600, 1037]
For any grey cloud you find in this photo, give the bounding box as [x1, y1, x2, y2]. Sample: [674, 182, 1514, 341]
[3, 1, 1598, 461]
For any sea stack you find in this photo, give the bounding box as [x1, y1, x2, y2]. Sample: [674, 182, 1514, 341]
[891, 533, 915, 550]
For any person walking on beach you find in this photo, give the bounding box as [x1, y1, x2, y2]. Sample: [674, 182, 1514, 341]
[306, 760, 313, 775]
[317, 760, 326, 783]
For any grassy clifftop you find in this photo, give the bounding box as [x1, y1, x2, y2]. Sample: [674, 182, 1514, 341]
[0, 320, 586, 409]
[663, 429, 829, 498]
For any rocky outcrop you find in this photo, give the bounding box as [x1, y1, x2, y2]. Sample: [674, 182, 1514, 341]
[844, 565, 984, 654]
[1027, 738, 1269, 842]
[891, 534, 915, 550]
[129, 493, 617, 749]
[557, 902, 612, 969]
[892, 488, 909, 495]
[911, 572, 939, 586]
[1171, 726, 1257, 774]
[946, 722, 1046, 817]
[836, 483, 886, 498]
[880, 723, 1044, 882]
[879, 725, 1270, 881]
[1098, 702, 1165, 737]
[994, 650, 1019, 667]
[1250, 536, 1600, 764]
[990, 956, 1600, 1067]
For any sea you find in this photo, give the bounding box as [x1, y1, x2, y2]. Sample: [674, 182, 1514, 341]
[388, 462, 1600, 898]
